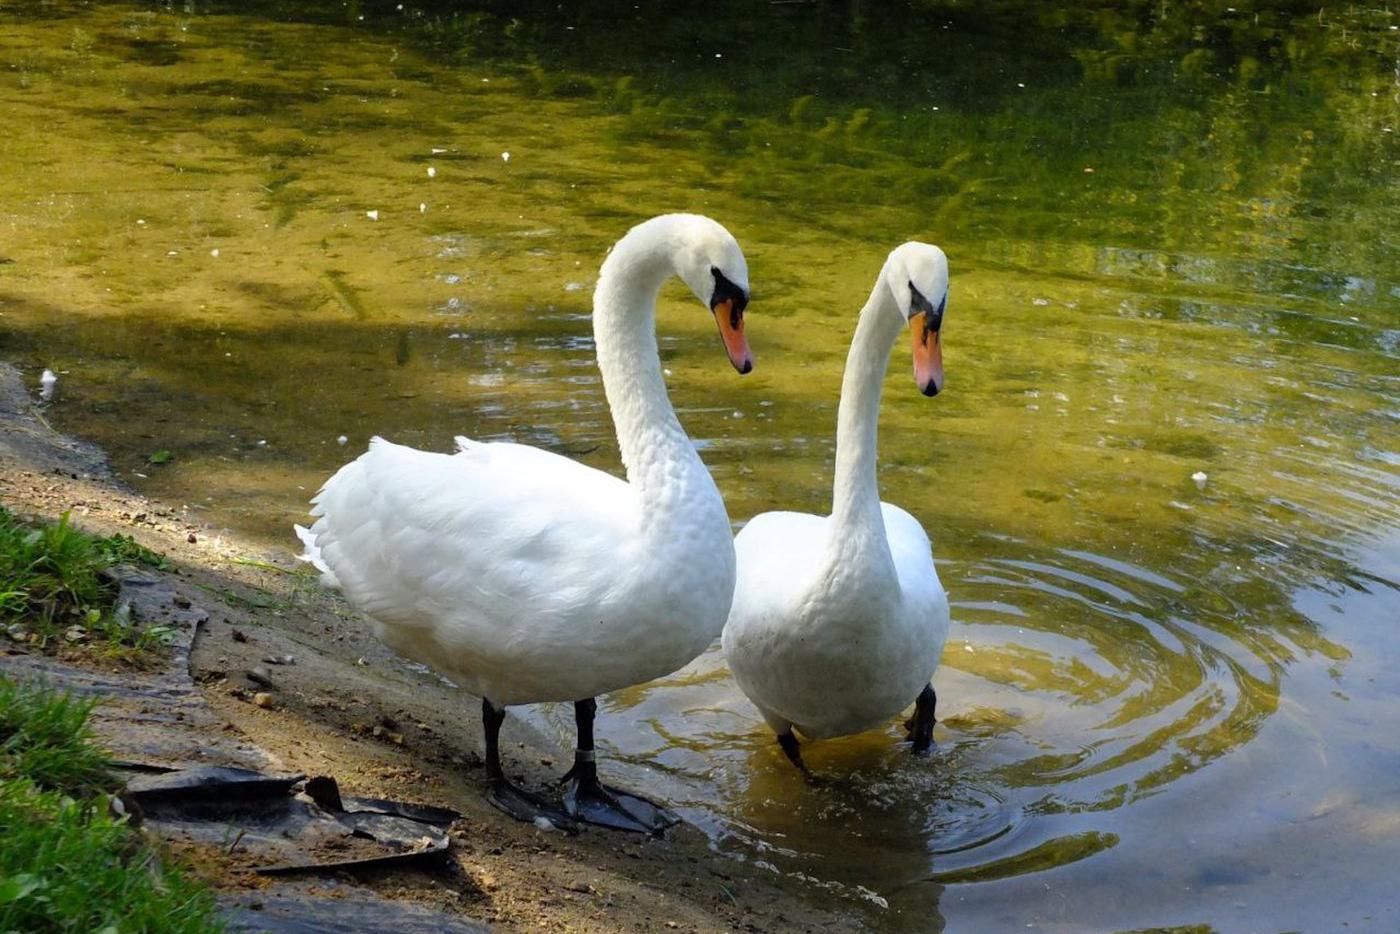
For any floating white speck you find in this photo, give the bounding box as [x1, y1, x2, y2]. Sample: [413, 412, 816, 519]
[419, 203, 427, 213]
[426, 166, 436, 178]
[257, 439, 268, 447]
[337, 435, 348, 446]
[210, 248, 220, 258]
[1032, 297, 1050, 306]
[431, 147, 447, 154]
[715, 52, 723, 58]
[533, 816, 557, 832]
[663, 368, 673, 377]
[136, 219, 146, 226]
[501, 152, 510, 162]
[964, 643, 974, 652]
[1192, 471, 1208, 490]
[564, 281, 584, 292]
[366, 210, 379, 221]
[1017, 82, 1026, 88]
[39, 369, 57, 401]
[167, 250, 178, 256]
[1084, 167, 1095, 173]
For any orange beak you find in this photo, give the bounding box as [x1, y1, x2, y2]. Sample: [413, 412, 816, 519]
[911, 311, 943, 396]
[712, 298, 753, 374]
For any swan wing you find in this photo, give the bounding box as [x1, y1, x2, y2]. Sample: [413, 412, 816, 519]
[881, 502, 950, 644]
[305, 436, 638, 643]
[726, 511, 828, 625]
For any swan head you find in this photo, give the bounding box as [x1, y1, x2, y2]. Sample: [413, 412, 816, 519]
[883, 242, 949, 397]
[670, 215, 754, 375]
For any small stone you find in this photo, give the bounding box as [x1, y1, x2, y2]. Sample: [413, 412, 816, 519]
[566, 880, 592, 894]
[231, 629, 248, 643]
[247, 666, 274, 688]
[187, 532, 197, 544]
[253, 692, 274, 709]
[64, 625, 88, 643]
[1192, 470, 1209, 490]
[173, 595, 192, 609]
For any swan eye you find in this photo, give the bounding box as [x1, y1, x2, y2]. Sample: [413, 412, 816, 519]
[711, 267, 749, 318]
[909, 282, 944, 332]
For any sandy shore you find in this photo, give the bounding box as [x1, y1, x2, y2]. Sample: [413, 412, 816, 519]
[0, 363, 861, 933]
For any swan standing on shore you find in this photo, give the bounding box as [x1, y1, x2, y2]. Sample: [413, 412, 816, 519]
[722, 243, 950, 773]
[297, 214, 754, 832]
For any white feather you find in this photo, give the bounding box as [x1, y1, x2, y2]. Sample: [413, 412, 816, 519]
[722, 243, 952, 741]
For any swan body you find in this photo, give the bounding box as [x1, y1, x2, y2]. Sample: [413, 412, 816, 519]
[297, 433, 727, 705]
[722, 243, 950, 755]
[297, 213, 754, 830]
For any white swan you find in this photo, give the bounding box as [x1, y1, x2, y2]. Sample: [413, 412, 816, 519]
[721, 242, 950, 772]
[296, 214, 753, 832]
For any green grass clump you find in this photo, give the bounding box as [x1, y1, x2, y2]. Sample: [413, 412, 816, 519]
[0, 506, 175, 659]
[0, 677, 222, 933]
[0, 677, 111, 796]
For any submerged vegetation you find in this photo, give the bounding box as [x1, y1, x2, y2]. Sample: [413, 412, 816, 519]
[0, 506, 175, 662]
[0, 677, 222, 933]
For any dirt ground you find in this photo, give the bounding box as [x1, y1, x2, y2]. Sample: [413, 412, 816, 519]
[0, 364, 863, 933]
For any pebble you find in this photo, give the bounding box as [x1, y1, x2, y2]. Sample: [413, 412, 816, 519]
[1192, 470, 1208, 490]
[253, 692, 275, 709]
[247, 666, 274, 688]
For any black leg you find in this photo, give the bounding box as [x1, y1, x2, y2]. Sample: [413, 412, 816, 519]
[560, 698, 679, 835]
[777, 730, 812, 776]
[481, 697, 578, 832]
[905, 684, 937, 755]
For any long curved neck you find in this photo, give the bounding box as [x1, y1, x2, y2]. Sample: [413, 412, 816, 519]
[592, 222, 712, 523]
[826, 277, 903, 577]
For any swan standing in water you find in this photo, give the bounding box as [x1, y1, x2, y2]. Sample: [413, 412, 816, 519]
[296, 214, 753, 833]
[722, 242, 950, 773]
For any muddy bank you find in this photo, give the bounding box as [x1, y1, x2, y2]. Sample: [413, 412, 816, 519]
[0, 362, 861, 933]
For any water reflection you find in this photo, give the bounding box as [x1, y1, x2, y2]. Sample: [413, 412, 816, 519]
[2, 0, 1398, 930]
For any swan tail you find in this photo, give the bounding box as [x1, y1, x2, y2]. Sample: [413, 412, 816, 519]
[294, 523, 341, 589]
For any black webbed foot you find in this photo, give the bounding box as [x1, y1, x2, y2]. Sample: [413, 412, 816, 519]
[560, 756, 679, 835]
[487, 777, 580, 833]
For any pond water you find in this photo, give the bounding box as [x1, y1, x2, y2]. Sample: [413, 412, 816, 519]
[3, 1, 1398, 930]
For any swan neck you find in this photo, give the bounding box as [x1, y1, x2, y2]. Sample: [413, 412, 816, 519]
[592, 226, 708, 509]
[828, 280, 903, 569]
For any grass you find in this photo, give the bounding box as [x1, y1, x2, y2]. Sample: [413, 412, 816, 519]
[0, 506, 176, 661]
[0, 677, 110, 797]
[0, 677, 223, 933]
